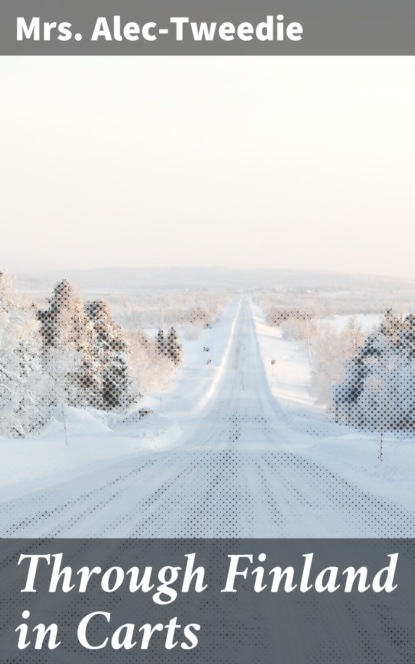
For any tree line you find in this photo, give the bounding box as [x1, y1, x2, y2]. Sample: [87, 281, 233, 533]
[268, 302, 415, 433]
[333, 310, 415, 432]
[0, 273, 182, 438]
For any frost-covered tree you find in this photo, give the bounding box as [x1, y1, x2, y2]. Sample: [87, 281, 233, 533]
[310, 319, 364, 405]
[38, 280, 94, 352]
[165, 327, 182, 365]
[126, 329, 178, 393]
[38, 280, 99, 408]
[154, 326, 182, 366]
[155, 329, 165, 357]
[38, 281, 136, 412]
[0, 272, 49, 437]
[333, 310, 415, 431]
[85, 300, 134, 410]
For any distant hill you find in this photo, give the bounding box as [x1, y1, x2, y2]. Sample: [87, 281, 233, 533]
[13, 266, 415, 296]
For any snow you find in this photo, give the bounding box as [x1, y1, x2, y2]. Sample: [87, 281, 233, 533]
[137, 299, 239, 417]
[304, 434, 415, 515]
[253, 306, 316, 412]
[0, 301, 238, 501]
[0, 297, 414, 537]
[318, 313, 381, 333]
[253, 306, 415, 515]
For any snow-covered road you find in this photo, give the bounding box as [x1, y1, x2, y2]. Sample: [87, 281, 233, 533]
[1, 298, 414, 537]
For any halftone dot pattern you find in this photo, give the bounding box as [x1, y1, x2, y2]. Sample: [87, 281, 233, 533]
[1, 296, 415, 539]
[1, 539, 414, 663]
[155, 327, 183, 366]
[37, 279, 136, 412]
[0, 447, 414, 538]
[333, 311, 415, 435]
[268, 306, 415, 437]
[2, 288, 415, 660]
[267, 308, 310, 325]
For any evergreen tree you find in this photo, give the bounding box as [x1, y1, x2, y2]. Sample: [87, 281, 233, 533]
[0, 272, 49, 437]
[38, 280, 99, 407]
[154, 327, 182, 365]
[85, 300, 134, 410]
[165, 327, 182, 365]
[126, 329, 176, 393]
[333, 309, 415, 432]
[38, 280, 94, 351]
[155, 329, 165, 357]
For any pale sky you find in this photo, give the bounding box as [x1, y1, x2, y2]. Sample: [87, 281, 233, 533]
[1, 57, 414, 277]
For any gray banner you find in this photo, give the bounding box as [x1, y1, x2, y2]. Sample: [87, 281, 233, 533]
[1, 539, 415, 663]
[1, 0, 415, 55]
